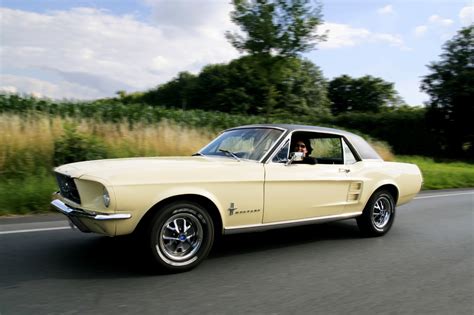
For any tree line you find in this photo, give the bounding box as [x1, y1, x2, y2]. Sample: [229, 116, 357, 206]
[124, 0, 403, 118]
[117, 1, 472, 159]
[11, 1, 474, 159]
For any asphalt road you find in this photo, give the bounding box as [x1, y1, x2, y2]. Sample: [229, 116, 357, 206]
[0, 189, 473, 314]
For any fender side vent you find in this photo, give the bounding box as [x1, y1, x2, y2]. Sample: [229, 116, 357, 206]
[347, 181, 363, 202]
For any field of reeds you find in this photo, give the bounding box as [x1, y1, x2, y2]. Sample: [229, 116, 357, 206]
[0, 93, 472, 215]
[0, 113, 215, 215]
[0, 113, 215, 174]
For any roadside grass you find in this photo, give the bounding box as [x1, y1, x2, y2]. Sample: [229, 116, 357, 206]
[0, 114, 214, 174]
[0, 114, 214, 215]
[0, 174, 57, 215]
[395, 156, 474, 190]
[1, 113, 472, 215]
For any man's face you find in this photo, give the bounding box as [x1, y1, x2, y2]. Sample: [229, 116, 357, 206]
[294, 141, 307, 155]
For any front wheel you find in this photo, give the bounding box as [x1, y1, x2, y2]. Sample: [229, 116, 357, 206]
[357, 190, 395, 237]
[148, 201, 214, 272]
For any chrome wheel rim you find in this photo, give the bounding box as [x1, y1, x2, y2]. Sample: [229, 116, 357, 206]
[372, 196, 392, 230]
[158, 212, 204, 262]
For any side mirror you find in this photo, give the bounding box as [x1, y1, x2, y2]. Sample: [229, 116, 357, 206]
[286, 152, 304, 166]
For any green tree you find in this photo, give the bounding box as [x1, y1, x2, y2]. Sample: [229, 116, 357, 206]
[226, 0, 326, 119]
[421, 25, 474, 158]
[274, 57, 329, 116]
[226, 0, 325, 57]
[143, 71, 198, 109]
[115, 90, 127, 99]
[142, 56, 329, 117]
[328, 75, 403, 115]
[193, 64, 235, 112]
[196, 56, 329, 116]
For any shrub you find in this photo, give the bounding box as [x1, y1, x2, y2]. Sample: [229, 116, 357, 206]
[53, 123, 108, 165]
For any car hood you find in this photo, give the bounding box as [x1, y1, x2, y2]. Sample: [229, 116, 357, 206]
[54, 156, 259, 185]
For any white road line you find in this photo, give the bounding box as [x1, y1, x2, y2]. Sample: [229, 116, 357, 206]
[415, 192, 474, 200]
[0, 226, 71, 235]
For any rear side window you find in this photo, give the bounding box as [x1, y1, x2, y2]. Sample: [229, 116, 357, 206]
[347, 134, 382, 160]
[342, 139, 357, 164]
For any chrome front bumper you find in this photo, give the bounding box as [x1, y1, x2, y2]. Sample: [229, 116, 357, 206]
[51, 199, 131, 233]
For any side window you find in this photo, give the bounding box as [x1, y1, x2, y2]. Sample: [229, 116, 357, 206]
[311, 137, 343, 164]
[342, 139, 357, 164]
[272, 141, 289, 163]
[285, 131, 354, 165]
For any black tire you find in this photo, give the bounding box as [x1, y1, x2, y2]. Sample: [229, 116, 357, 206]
[148, 201, 214, 272]
[357, 190, 395, 237]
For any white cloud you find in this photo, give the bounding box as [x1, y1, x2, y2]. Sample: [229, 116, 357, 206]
[151, 56, 171, 71]
[429, 15, 454, 26]
[414, 25, 428, 37]
[318, 23, 408, 50]
[0, 6, 238, 99]
[413, 14, 456, 38]
[459, 4, 474, 26]
[377, 5, 394, 15]
[0, 86, 18, 94]
[0, 74, 104, 99]
[144, 0, 234, 32]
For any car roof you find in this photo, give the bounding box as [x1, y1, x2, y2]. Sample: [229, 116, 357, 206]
[227, 123, 355, 137]
[227, 124, 382, 160]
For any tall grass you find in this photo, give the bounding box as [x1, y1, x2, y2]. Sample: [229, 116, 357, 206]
[98, 120, 215, 157]
[0, 93, 394, 157]
[0, 114, 214, 175]
[0, 114, 58, 177]
[0, 113, 215, 215]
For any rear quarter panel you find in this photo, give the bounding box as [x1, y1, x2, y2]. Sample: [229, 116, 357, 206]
[345, 160, 422, 213]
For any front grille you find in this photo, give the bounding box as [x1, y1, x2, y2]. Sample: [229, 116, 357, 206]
[55, 173, 81, 204]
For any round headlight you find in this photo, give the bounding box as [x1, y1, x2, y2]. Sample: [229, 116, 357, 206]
[103, 188, 110, 208]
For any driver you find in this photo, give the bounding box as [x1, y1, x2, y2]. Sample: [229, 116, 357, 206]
[291, 138, 317, 164]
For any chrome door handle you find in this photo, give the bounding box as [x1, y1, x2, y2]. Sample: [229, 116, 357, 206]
[339, 168, 350, 173]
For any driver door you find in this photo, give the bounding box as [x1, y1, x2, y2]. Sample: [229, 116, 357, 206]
[263, 133, 355, 223]
[263, 164, 352, 223]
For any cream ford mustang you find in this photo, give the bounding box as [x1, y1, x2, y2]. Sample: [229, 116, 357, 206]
[52, 124, 422, 271]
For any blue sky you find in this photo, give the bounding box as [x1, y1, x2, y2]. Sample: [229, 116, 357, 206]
[1, 0, 473, 105]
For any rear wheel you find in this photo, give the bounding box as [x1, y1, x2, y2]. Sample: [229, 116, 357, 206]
[357, 190, 395, 237]
[148, 201, 214, 272]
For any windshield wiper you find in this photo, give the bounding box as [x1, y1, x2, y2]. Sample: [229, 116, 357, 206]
[219, 149, 240, 161]
[192, 152, 204, 156]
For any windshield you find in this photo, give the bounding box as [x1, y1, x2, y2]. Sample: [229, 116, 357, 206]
[200, 128, 284, 161]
